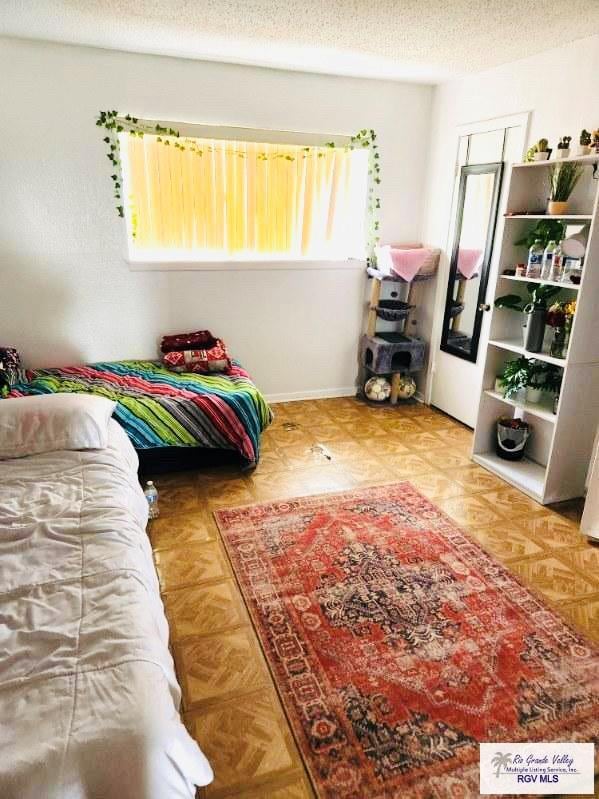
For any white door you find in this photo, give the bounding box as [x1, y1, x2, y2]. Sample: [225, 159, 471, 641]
[429, 115, 529, 427]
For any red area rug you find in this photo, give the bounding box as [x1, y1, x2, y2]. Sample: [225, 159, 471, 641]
[215, 483, 599, 798]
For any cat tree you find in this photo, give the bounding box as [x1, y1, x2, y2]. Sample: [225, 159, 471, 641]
[359, 246, 439, 404]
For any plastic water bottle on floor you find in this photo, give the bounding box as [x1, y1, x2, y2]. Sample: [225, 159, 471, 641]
[144, 480, 160, 519]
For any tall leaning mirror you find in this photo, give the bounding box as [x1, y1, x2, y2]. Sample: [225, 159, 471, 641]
[441, 162, 504, 362]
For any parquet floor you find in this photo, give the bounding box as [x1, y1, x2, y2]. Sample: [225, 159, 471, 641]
[148, 397, 598, 799]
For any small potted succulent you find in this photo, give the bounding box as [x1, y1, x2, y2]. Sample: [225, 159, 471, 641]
[556, 136, 571, 159]
[578, 129, 592, 156]
[547, 161, 584, 215]
[533, 138, 550, 161]
[593, 129, 599, 154]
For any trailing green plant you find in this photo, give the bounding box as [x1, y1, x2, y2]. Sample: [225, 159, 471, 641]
[557, 136, 571, 150]
[548, 161, 584, 201]
[580, 129, 592, 146]
[514, 219, 565, 249]
[495, 282, 562, 313]
[96, 111, 381, 256]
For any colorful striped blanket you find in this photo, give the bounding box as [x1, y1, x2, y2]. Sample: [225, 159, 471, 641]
[8, 360, 272, 463]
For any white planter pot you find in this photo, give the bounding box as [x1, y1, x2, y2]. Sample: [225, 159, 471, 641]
[556, 149, 570, 159]
[526, 387, 543, 404]
[494, 377, 505, 394]
[577, 145, 591, 156]
[533, 151, 549, 161]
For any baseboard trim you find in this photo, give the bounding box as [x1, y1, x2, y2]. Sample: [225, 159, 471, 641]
[265, 387, 357, 404]
[265, 388, 426, 405]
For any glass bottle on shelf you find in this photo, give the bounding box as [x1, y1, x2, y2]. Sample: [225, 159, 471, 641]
[550, 327, 566, 359]
[541, 240, 557, 280]
[526, 239, 543, 279]
[549, 241, 564, 282]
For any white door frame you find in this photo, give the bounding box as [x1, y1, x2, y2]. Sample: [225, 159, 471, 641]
[425, 111, 531, 411]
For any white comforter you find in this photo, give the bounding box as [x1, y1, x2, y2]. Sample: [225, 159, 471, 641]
[0, 420, 213, 798]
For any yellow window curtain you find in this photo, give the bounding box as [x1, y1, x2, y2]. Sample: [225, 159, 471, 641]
[121, 134, 369, 260]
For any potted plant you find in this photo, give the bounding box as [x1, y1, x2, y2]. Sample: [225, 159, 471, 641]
[578, 129, 592, 156]
[496, 417, 531, 461]
[547, 161, 584, 215]
[556, 136, 571, 159]
[499, 356, 529, 399]
[534, 138, 550, 161]
[527, 362, 563, 404]
[514, 219, 565, 250]
[495, 283, 562, 353]
[525, 359, 546, 403]
[593, 129, 599, 154]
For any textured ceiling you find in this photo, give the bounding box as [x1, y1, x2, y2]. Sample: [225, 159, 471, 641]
[2, 1, 599, 82]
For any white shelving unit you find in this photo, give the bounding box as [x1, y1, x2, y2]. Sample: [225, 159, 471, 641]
[472, 153, 599, 504]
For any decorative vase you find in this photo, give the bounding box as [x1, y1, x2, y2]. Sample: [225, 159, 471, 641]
[526, 386, 543, 403]
[547, 200, 569, 216]
[550, 326, 566, 359]
[534, 151, 549, 161]
[524, 308, 545, 353]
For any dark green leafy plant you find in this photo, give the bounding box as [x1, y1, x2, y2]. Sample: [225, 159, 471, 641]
[500, 356, 530, 398]
[495, 283, 562, 313]
[96, 112, 381, 254]
[526, 359, 549, 389]
[548, 162, 584, 201]
[580, 129, 591, 146]
[557, 136, 572, 151]
[514, 219, 565, 249]
[540, 364, 562, 393]
[500, 357, 562, 397]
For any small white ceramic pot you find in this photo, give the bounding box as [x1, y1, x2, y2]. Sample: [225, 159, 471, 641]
[533, 151, 550, 161]
[556, 149, 570, 159]
[526, 387, 543, 403]
[577, 145, 591, 156]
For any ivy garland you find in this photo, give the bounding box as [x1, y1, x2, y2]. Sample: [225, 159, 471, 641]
[96, 111, 381, 255]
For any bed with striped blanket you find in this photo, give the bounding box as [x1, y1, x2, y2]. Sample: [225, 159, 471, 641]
[9, 360, 272, 465]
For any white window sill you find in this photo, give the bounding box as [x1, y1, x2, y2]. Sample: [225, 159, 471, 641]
[126, 258, 365, 272]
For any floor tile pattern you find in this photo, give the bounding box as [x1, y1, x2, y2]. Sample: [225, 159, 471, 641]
[148, 397, 597, 798]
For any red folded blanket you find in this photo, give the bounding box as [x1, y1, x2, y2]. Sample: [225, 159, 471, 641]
[160, 330, 232, 374]
[161, 330, 216, 353]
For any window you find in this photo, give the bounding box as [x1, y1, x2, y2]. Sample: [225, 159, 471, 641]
[120, 128, 369, 264]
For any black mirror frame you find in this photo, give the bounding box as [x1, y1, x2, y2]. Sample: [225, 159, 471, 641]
[440, 161, 504, 363]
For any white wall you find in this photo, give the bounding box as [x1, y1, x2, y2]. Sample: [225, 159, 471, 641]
[420, 34, 599, 406]
[0, 37, 433, 400]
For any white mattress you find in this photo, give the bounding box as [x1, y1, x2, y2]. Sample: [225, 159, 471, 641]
[0, 419, 213, 798]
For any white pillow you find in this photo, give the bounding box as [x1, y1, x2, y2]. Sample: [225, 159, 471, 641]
[0, 393, 117, 459]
